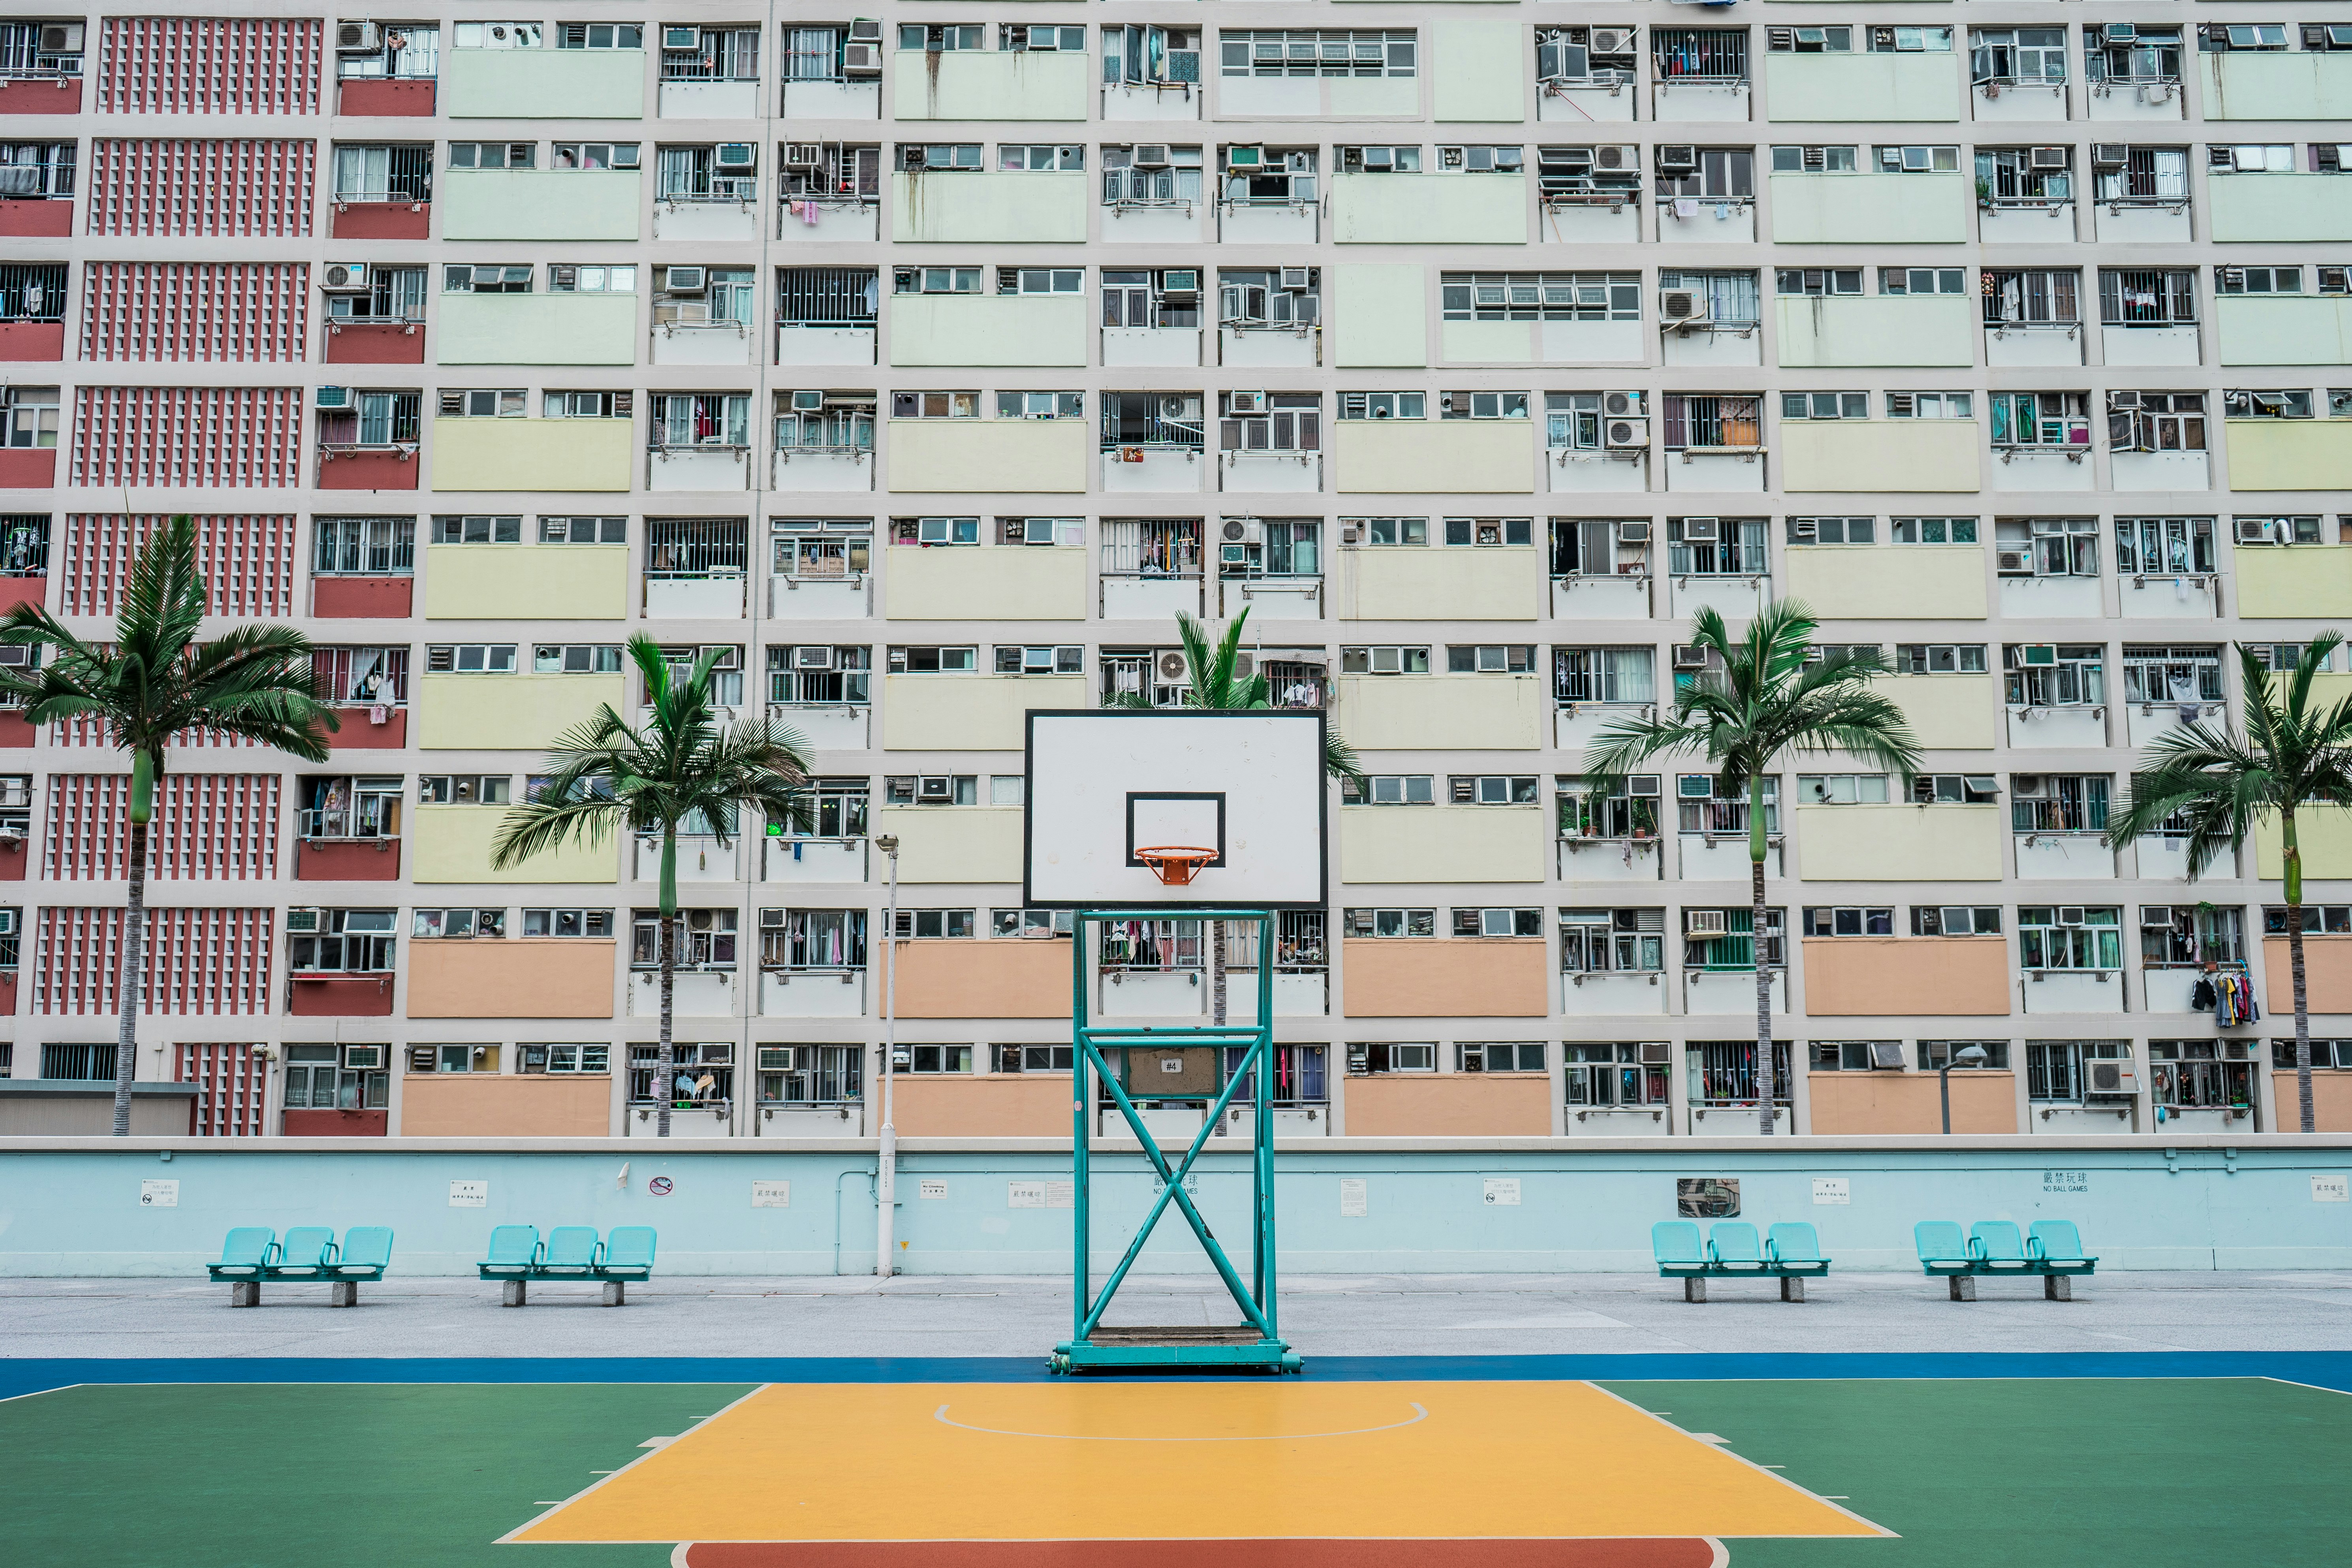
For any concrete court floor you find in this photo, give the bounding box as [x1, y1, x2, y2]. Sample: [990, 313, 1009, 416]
[5, 1269, 2352, 1360]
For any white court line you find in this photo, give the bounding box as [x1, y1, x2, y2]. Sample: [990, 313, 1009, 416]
[933, 1401, 1429, 1441]
[493, 1383, 770, 1546]
[1581, 1382, 1900, 1540]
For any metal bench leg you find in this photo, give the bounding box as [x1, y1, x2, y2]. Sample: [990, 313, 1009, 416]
[329, 1281, 358, 1308]
[2045, 1275, 2072, 1302]
[502, 1278, 527, 1308]
[1949, 1275, 1976, 1302]
[1683, 1277, 1707, 1304]
[1780, 1276, 1805, 1303]
[602, 1280, 625, 1307]
[229, 1281, 259, 1309]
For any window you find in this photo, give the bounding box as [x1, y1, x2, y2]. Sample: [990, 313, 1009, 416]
[2089, 26, 2182, 86]
[1679, 775, 1777, 838]
[899, 1045, 972, 1075]
[552, 142, 639, 172]
[993, 642, 1083, 673]
[412, 906, 507, 937]
[1450, 775, 1540, 804]
[1908, 906, 2002, 938]
[899, 25, 982, 53]
[1342, 776, 1435, 806]
[2093, 147, 2189, 205]
[1996, 518, 2098, 578]
[297, 774, 402, 840]
[660, 25, 757, 81]
[2017, 907, 2124, 972]
[1102, 518, 1201, 577]
[525, 1043, 610, 1074]
[884, 774, 978, 807]
[544, 391, 631, 421]
[1802, 906, 1894, 936]
[630, 1043, 733, 1107]
[453, 21, 541, 49]
[1434, 145, 1525, 175]
[1788, 518, 1869, 551]
[2202, 23, 2290, 53]
[1442, 273, 1639, 323]
[431, 514, 521, 545]
[1560, 909, 1666, 972]
[423, 645, 517, 675]
[1458, 1042, 1546, 1073]
[1220, 149, 1318, 207]
[1555, 647, 1654, 707]
[1100, 273, 1202, 332]
[447, 141, 534, 170]
[0, 19, 81, 79]
[2273, 1040, 2352, 1070]
[1891, 519, 1980, 547]
[2224, 389, 2316, 420]
[289, 909, 397, 973]
[2250, 633, 2337, 665]
[2108, 393, 2206, 454]
[521, 908, 613, 938]
[631, 910, 738, 971]
[1776, 268, 1862, 297]
[327, 265, 427, 323]
[1102, 145, 1205, 209]
[323, 391, 420, 449]
[1771, 145, 1859, 173]
[1098, 917, 1201, 972]
[893, 910, 976, 938]
[1977, 147, 2071, 203]
[333, 143, 432, 204]
[2141, 904, 2246, 968]
[1653, 148, 1754, 200]
[995, 391, 1084, 421]
[1653, 28, 1748, 83]
[1547, 392, 1645, 452]
[897, 144, 981, 175]
[0, 141, 73, 199]
[998, 267, 1084, 298]
[1, 386, 56, 449]
[1662, 395, 1764, 451]
[1658, 270, 1762, 327]
[1218, 269, 1319, 329]
[532, 643, 624, 674]
[1781, 392, 1870, 419]
[1972, 26, 2067, 83]
[1552, 517, 1653, 578]
[2122, 642, 2223, 707]
[545, 514, 626, 546]
[1799, 774, 1889, 805]
[1342, 145, 1422, 173]
[1909, 774, 2000, 805]
[652, 393, 750, 449]
[1921, 1040, 2009, 1070]
[285, 1045, 388, 1109]
[2217, 265, 2301, 297]
[1984, 269, 2081, 328]
[1559, 776, 1662, 841]
[657, 143, 756, 203]
[1541, 26, 1640, 84]
[2004, 643, 2105, 707]
[1668, 516, 1768, 575]
[760, 908, 868, 971]
[1685, 908, 1784, 970]
[1441, 392, 1530, 423]
[767, 646, 870, 706]
[1000, 144, 1084, 173]
[1340, 392, 1425, 421]
[437, 389, 524, 422]
[887, 646, 978, 673]
[1446, 644, 1536, 672]
[1209, 393, 1317, 462]
[1877, 145, 1962, 174]
[1989, 393, 2091, 449]
[1810, 1041, 1905, 1072]
[1220, 30, 1418, 80]
[991, 908, 1070, 939]
[1689, 1041, 1794, 1106]
[760, 1043, 862, 1105]
[2269, 905, 2352, 935]
[1339, 645, 1431, 674]
[994, 1044, 1075, 1074]
[1103, 25, 1201, 88]
[889, 392, 981, 423]
[2027, 1039, 2130, 1102]
[775, 391, 874, 454]
[781, 141, 880, 199]
[312, 517, 411, 581]
[1768, 27, 1854, 54]
[1348, 1042, 1436, 1074]
[1880, 267, 1968, 297]
[1001, 24, 1084, 54]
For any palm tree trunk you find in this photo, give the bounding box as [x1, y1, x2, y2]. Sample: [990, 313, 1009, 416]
[655, 829, 677, 1138]
[2285, 808, 2315, 1133]
[112, 795, 152, 1137]
[1750, 775, 1774, 1136]
[1211, 920, 1226, 1025]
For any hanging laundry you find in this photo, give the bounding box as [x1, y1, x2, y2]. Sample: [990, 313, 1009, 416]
[2213, 970, 2259, 1028]
[1674, 197, 1699, 220]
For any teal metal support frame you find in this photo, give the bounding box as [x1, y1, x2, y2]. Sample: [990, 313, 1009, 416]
[1049, 909, 1302, 1374]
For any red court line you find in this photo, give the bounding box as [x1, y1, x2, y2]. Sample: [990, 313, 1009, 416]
[684, 1540, 1721, 1568]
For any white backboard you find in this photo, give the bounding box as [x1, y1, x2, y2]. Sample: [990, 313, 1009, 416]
[1024, 710, 1328, 908]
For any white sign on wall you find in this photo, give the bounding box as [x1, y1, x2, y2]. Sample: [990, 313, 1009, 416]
[1339, 1177, 1369, 1218]
[2314, 1174, 2350, 1203]
[139, 1179, 179, 1208]
[1009, 1180, 1077, 1210]
[1483, 1177, 1523, 1207]
[448, 1180, 488, 1208]
[750, 1181, 792, 1209]
[919, 1179, 949, 1200]
[1812, 1177, 1851, 1205]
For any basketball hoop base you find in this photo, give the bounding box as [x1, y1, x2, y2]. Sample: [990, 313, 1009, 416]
[1135, 845, 1219, 886]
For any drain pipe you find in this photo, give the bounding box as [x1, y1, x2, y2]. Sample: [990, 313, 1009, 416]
[874, 833, 901, 1275]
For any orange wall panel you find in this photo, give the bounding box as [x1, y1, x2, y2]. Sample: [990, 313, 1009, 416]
[891, 940, 1071, 1020]
[2271, 1070, 2352, 1132]
[1806, 1070, 2017, 1135]
[399, 1073, 613, 1137]
[1801, 938, 2012, 1016]
[2263, 935, 2352, 1015]
[407, 939, 615, 1019]
[1342, 1074, 1553, 1136]
[889, 1074, 1072, 1137]
[1341, 939, 1549, 1018]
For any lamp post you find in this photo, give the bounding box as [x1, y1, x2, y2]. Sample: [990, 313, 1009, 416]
[1940, 1042, 1990, 1134]
[874, 833, 901, 1278]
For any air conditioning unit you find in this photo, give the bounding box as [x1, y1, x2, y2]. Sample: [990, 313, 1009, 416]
[1222, 517, 1265, 548]
[1673, 644, 1708, 669]
[1227, 146, 1265, 172]
[1135, 145, 1170, 169]
[2058, 906, 2087, 926]
[666, 266, 707, 293]
[1594, 145, 1638, 172]
[850, 19, 883, 42]
[336, 21, 382, 53]
[1162, 269, 1200, 298]
[1591, 28, 1636, 54]
[1604, 418, 1647, 448]
[784, 144, 824, 170]
[1604, 391, 1641, 418]
[2141, 906, 2177, 927]
[2103, 23, 2138, 44]
[321, 262, 370, 291]
[2012, 774, 2046, 798]
[1616, 520, 1652, 544]
[1156, 651, 1190, 684]
[1685, 910, 1728, 936]
[2091, 144, 2130, 167]
[1340, 522, 1363, 545]
[715, 143, 757, 170]
[917, 776, 953, 801]
[1280, 267, 1313, 292]
[2084, 1060, 2138, 1096]
[1996, 549, 2032, 573]
[2237, 517, 2280, 544]
[789, 390, 826, 414]
[662, 26, 701, 52]
[1658, 145, 1698, 173]
[2030, 147, 2068, 170]
[286, 907, 324, 934]
[1659, 288, 1710, 326]
[794, 646, 833, 670]
[1229, 391, 1267, 414]
[1680, 517, 1721, 543]
[1790, 519, 1818, 540]
[2109, 390, 2144, 410]
[39, 22, 83, 53]
[1159, 395, 1195, 420]
[315, 385, 352, 410]
[842, 42, 881, 76]
[1870, 1041, 1907, 1070]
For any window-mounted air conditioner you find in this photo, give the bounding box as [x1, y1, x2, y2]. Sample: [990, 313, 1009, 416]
[321, 263, 370, 291]
[1659, 288, 1709, 326]
[1790, 519, 1818, 540]
[315, 385, 352, 410]
[1591, 28, 1636, 55]
[1685, 910, 1728, 936]
[1673, 644, 1709, 669]
[2102, 23, 2137, 45]
[716, 143, 757, 170]
[1222, 517, 1265, 547]
[286, 907, 325, 934]
[1135, 145, 1169, 168]
[2110, 391, 2144, 410]
[666, 267, 707, 293]
[2030, 147, 2068, 170]
[663, 26, 701, 52]
[842, 42, 880, 76]
[1280, 267, 1313, 292]
[917, 776, 953, 801]
[1162, 269, 1200, 298]
[2092, 144, 2130, 167]
[1594, 145, 1638, 172]
[1227, 146, 1264, 172]
[336, 21, 382, 53]
[1606, 418, 1649, 449]
[795, 646, 834, 670]
[1681, 516, 1719, 541]
[849, 19, 882, 42]
[791, 389, 825, 413]
[1615, 520, 1652, 545]
[1229, 390, 1267, 414]
[784, 144, 823, 169]
[2141, 906, 2177, 928]
[1658, 145, 1698, 173]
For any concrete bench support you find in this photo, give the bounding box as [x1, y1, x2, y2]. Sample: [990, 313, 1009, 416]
[1682, 1278, 1706, 1303]
[2044, 1275, 2073, 1301]
[1949, 1275, 1977, 1301]
[602, 1280, 626, 1307]
[229, 1281, 259, 1308]
[329, 1281, 359, 1308]
[502, 1278, 528, 1308]
[1779, 1277, 1805, 1303]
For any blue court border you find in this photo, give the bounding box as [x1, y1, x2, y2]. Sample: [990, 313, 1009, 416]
[8, 1351, 2352, 1404]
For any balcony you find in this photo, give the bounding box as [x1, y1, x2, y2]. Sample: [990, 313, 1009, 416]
[0, 320, 62, 361]
[1686, 969, 1787, 1016]
[1103, 327, 1201, 370]
[644, 569, 744, 618]
[1219, 573, 1322, 619]
[316, 446, 420, 492]
[1781, 421, 1977, 493]
[1334, 420, 1534, 493]
[774, 323, 874, 369]
[1668, 569, 1767, 621]
[2223, 419, 2352, 491]
[764, 835, 867, 883]
[1774, 297, 1972, 368]
[1337, 674, 1544, 750]
[649, 444, 751, 492]
[1801, 938, 2010, 1016]
[323, 319, 426, 365]
[445, 46, 645, 118]
[2237, 546, 2352, 618]
[2200, 53, 2352, 121]
[440, 170, 642, 243]
[410, 802, 618, 882]
[1764, 55, 1960, 122]
[337, 78, 434, 117]
[1972, 77, 2065, 126]
[2005, 702, 2107, 750]
[2021, 967, 2121, 1016]
[439, 294, 635, 367]
[1219, 199, 1318, 248]
[760, 966, 865, 1019]
[877, 676, 1086, 751]
[781, 79, 878, 120]
[1886, 673, 1998, 749]
[1343, 546, 1539, 620]
[430, 417, 634, 493]
[883, 545, 1085, 620]
[1336, 804, 1547, 883]
[629, 970, 736, 1018]
[1769, 172, 1969, 244]
[1555, 827, 1662, 883]
[891, 51, 1088, 121]
[890, 171, 1088, 244]
[762, 702, 869, 753]
[0, 73, 81, 115]
[295, 835, 401, 881]
[772, 443, 873, 493]
[1551, 571, 1651, 620]
[1332, 174, 1526, 245]
[2015, 826, 2114, 881]
[1783, 544, 1985, 620]
[1548, 447, 1648, 494]
[330, 197, 430, 243]
[2209, 175, 2352, 244]
[1978, 194, 2078, 247]
[422, 543, 627, 619]
[886, 419, 1087, 493]
[1653, 193, 1754, 245]
[769, 568, 870, 619]
[1341, 939, 1547, 1018]
[2110, 448, 2207, 493]
[1101, 571, 1201, 620]
[288, 972, 395, 1017]
[887, 296, 1087, 368]
[324, 702, 406, 750]
[408, 938, 617, 1018]
[0, 199, 71, 239]
[415, 673, 628, 752]
[1102, 446, 1205, 494]
[0, 449, 55, 488]
[653, 190, 758, 244]
[1560, 968, 1666, 1014]
[1793, 803, 2003, 882]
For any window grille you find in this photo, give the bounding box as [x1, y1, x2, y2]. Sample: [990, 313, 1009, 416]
[313, 516, 414, 577]
[776, 268, 878, 327]
[310, 646, 409, 706]
[0, 263, 64, 323]
[647, 517, 749, 578]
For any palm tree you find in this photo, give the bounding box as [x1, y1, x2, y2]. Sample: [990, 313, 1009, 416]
[493, 635, 813, 1136]
[2106, 635, 2352, 1134]
[1583, 600, 1920, 1134]
[1107, 607, 1362, 1024]
[0, 515, 337, 1135]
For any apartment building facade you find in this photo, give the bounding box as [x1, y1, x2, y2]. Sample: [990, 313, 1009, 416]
[3, 6, 2352, 1141]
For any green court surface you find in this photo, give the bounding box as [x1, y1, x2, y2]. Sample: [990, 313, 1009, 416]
[5, 1374, 2348, 1566]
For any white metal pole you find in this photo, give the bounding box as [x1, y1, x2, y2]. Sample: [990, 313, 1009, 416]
[875, 834, 901, 1277]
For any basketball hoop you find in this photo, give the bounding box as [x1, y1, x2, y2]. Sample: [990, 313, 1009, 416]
[1136, 845, 1220, 887]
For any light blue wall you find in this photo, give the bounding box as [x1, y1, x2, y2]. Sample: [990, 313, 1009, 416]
[5, 1140, 2349, 1277]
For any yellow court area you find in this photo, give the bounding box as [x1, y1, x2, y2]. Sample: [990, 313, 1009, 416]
[513, 1380, 1890, 1545]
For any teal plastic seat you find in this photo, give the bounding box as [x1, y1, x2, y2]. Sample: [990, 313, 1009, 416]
[1915, 1220, 1973, 1275]
[1767, 1222, 1831, 1275]
[599, 1227, 657, 1282]
[1971, 1220, 2031, 1272]
[478, 1225, 541, 1279]
[207, 1228, 276, 1282]
[1708, 1221, 1766, 1271]
[540, 1226, 604, 1276]
[2029, 1220, 2098, 1275]
[331, 1227, 394, 1280]
[271, 1227, 338, 1278]
[1651, 1220, 1707, 1276]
